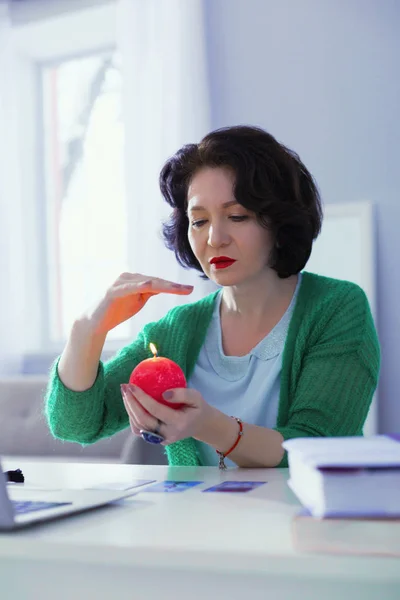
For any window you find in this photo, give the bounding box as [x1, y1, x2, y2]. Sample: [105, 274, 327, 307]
[4, 1, 127, 364]
[41, 50, 129, 342]
[7, 1, 206, 371]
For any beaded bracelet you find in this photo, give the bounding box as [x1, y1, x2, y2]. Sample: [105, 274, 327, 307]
[216, 417, 243, 470]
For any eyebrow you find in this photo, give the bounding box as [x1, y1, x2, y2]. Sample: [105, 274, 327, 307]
[188, 200, 240, 212]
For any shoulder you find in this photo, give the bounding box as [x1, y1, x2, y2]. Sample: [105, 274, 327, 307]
[300, 271, 369, 311]
[295, 271, 375, 338]
[295, 272, 377, 348]
[295, 272, 380, 377]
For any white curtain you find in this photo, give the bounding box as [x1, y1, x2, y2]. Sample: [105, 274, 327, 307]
[116, 0, 216, 336]
[0, 4, 25, 375]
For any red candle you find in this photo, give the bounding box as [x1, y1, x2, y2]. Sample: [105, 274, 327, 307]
[129, 343, 186, 409]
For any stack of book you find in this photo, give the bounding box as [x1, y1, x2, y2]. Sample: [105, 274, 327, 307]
[282, 435, 400, 519]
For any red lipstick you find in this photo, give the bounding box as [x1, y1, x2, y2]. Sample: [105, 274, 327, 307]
[209, 256, 237, 270]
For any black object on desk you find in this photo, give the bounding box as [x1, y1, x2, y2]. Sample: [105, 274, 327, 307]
[5, 469, 25, 483]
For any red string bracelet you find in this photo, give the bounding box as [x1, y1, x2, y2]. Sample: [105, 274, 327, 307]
[216, 417, 243, 470]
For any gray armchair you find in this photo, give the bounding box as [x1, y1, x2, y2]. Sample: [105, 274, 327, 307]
[0, 376, 166, 464]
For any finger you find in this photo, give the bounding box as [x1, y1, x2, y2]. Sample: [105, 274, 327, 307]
[137, 278, 194, 296]
[124, 394, 170, 443]
[113, 272, 193, 291]
[122, 390, 144, 422]
[123, 388, 159, 431]
[110, 281, 153, 298]
[114, 272, 161, 285]
[156, 286, 194, 296]
[122, 384, 151, 416]
[128, 415, 141, 436]
[124, 399, 141, 433]
[115, 273, 174, 284]
[145, 276, 193, 288]
[162, 387, 200, 407]
[111, 281, 193, 299]
[117, 273, 193, 289]
[115, 272, 138, 282]
[122, 393, 137, 423]
[128, 384, 178, 423]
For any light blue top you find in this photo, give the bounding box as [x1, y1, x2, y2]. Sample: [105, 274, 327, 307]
[188, 274, 302, 467]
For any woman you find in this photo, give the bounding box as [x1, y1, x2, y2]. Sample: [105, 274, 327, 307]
[45, 125, 380, 469]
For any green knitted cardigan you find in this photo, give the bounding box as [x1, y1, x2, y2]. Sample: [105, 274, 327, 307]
[45, 272, 380, 468]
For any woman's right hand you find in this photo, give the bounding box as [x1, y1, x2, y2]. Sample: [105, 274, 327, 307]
[83, 272, 193, 335]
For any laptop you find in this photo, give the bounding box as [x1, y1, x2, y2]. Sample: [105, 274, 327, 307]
[0, 461, 137, 531]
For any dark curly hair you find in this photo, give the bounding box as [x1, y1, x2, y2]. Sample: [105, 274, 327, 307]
[160, 125, 323, 279]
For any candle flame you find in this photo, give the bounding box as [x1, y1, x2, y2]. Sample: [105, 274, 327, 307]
[149, 343, 158, 357]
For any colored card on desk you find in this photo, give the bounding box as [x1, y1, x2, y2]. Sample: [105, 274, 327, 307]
[89, 479, 156, 491]
[144, 481, 203, 493]
[203, 481, 267, 493]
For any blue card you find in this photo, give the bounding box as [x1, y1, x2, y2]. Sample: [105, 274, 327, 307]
[144, 480, 203, 493]
[203, 481, 267, 493]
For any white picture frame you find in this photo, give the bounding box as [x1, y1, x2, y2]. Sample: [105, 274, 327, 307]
[306, 201, 378, 436]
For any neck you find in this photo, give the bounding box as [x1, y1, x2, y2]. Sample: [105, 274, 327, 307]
[221, 269, 299, 326]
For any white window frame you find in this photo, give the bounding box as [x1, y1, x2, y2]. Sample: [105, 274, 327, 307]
[10, 1, 129, 367]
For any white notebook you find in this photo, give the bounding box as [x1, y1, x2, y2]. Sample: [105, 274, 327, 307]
[283, 435, 400, 518]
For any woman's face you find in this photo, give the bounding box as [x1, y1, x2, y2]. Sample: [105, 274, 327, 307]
[187, 167, 274, 286]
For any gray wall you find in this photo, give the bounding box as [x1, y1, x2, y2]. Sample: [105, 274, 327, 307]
[204, 0, 400, 433]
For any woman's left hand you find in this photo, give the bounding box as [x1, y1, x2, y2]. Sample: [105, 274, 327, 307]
[120, 384, 213, 444]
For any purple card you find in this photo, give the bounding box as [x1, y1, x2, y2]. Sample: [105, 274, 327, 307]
[203, 481, 267, 493]
[144, 481, 203, 493]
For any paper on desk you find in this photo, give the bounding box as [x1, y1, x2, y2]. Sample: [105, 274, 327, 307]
[7, 480, 156, 492]
[6, 482, 63, 491]
[88, 479, 156, 491]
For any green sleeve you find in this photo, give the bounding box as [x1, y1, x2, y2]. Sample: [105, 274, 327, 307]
[45, 328, 149, 445]
[275, 288, 381, 468]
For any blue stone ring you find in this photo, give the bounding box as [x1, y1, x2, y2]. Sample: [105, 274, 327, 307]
[140, 419, 164, 445]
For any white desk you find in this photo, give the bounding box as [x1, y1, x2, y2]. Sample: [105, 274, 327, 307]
[0, 458, 399, 600]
